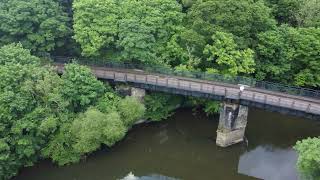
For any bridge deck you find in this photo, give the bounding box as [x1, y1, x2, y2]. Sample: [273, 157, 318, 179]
[54, 64, 320, 116]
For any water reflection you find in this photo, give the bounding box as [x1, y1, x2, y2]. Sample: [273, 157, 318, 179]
[238, 146, 299, 180]
[120, 172, 179, 180]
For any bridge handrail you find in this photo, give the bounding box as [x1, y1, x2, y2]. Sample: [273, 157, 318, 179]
[51, 56, 320, 100]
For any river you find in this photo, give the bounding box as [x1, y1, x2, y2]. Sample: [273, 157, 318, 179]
[13, 108, 320, 180]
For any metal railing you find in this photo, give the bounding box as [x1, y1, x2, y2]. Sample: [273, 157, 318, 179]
[51, 56, 320, 100]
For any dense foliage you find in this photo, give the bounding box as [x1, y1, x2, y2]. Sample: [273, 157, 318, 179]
[0, 0, 71, 53]
[117, 96, 146, 126]
[61, 63, 105, 111]
[203, 31, 255, 76]
[256, 26, 320, 87]
[0, 44, 145, 179]
[0, 44, 67, 179]
[73, 0, 184, 64]
[1, 0, 320, 179]
[294, 138, 320, 179]
[42, 108, 129, 165]
[144, 93, 183, 121]
[186, 0, 276, 48]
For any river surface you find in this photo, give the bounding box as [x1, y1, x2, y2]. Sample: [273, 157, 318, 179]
[13, 108, 320, 180]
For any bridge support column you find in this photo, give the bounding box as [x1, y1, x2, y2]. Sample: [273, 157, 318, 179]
[115, 85, 145, 101]
[130, 87, 146, 102]
[216, 101, 249, 147]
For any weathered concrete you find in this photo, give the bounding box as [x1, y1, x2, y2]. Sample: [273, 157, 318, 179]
[131, 87, 146, 102]
[216, 101, 249, 147]
[115, 84, 131, 96]
[115, 85, 146, 102]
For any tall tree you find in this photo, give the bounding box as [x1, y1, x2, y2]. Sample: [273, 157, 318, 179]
[264, 0, 301, 26]
[61, 63, 105, 112]
[186, 0, 276, 48]
[73, 0, 184, 64]
[256, 26, 320, 87]
[0, 43, 67, 179]
[295, 0, 320, 27]
[294, 137, 320, 179]
[204, 32, 255, 76]
[0, 0, 71, 54]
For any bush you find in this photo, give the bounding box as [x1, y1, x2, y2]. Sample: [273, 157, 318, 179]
[42, 108, 127, 165]
[117, 96, 145, 127]
[144, 93, 182, 121]
[294, 137, 320, 179]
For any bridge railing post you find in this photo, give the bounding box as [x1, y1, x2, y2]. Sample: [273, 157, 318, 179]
[291, 101, 295, 108]
[307, 104, 312, 113]
[124, 74, 127, 82]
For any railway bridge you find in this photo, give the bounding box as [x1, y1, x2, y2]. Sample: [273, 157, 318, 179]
[52, 57, 320, 147]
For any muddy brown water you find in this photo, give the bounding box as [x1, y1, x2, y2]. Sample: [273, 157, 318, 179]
[13, 108, 320, 180]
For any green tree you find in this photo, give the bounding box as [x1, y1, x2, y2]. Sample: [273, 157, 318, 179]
[96, 92, 121, 114]
[265, 0, 320, 27]
[294, 137, 320, 179]
[73, 0, 184, 63]
[0, 44, 67, 179]
[72, 108, 127, 153]
[255, 26, 294, 82]
[264, 0, 301, 26]
[164, 28, 206, 67]
[117, 96, 145, 127]
[204, 32, 255, 76]
[41, 122, 81, 166]
[61, 63, 105, 112]
[187, 0, 276, 48]
[0, 0, 71, 53]
[256, 26, 320, 87]
[42, 108, 127, 166]
[295, 0, 320, 27]
[72, 0, 119, 57]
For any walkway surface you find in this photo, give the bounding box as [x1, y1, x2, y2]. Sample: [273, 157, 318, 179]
[54, 63, 320, 116]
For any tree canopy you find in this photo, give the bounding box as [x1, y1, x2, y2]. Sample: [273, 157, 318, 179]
[0, 43, 67, 179]
[204, 32, 255, 76]
[73, 0, 184, 64]
[294, 138, 320, 179]
[0, 0, 71, 54]
[61, 63, 105, 112]
[1, 0, 320, 179]
[256, 26, 320, 87]
[186, 0, 276, 48]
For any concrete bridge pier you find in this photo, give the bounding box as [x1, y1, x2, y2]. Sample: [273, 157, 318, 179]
[130, 87, 146, 102]
[115, 85, 146, 101]
[216, 101, 249, 147]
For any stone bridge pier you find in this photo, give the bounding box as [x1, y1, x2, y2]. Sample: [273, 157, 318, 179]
[216, 101, 249, 147]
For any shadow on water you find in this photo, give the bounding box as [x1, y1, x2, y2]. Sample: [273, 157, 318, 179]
[12, 108, 320, 180]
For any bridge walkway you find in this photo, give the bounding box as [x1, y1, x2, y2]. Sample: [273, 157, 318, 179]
[54, 63, 320, 117]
